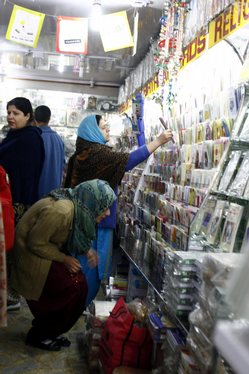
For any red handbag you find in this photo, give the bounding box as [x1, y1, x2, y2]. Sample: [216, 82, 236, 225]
[99, 297, 153, 374]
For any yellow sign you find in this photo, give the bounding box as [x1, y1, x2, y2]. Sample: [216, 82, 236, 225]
[6, 5, 45, 48]
[209, 0, 249, 48]
[241, 0, 249, 27]
[181, 29, 208, 69]
[99, 11, 134, 52]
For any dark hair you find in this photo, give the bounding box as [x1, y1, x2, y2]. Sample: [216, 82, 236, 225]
[7, 97, 34, 122]
[95, 115, 102, 126]
[34, 105, 51, 123]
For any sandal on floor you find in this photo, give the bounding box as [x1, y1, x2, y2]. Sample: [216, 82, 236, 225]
[26, 337, 61, 351]
[55, 336, 71, 347]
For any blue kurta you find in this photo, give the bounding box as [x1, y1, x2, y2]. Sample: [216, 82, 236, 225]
[38, 126, 65, 199]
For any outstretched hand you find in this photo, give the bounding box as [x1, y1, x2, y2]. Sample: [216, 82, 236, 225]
[146, 128, 174, 154]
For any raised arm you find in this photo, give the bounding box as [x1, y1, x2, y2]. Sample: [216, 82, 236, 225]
[125, 129, 173, 171]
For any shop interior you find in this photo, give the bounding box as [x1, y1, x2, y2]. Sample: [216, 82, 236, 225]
[1, 0, 249, 373]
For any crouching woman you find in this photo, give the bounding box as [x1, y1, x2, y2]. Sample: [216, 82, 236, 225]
[10, 179, 116, 351]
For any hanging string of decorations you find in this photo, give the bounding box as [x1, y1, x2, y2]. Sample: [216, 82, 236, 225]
[152, 0, 191, 110]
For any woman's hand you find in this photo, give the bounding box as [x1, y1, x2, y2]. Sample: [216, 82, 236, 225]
[157, 129, 174, 145]
[63, 255, 81, 273]
[86, 248, 99, 268]
[146, 129, 174, 154]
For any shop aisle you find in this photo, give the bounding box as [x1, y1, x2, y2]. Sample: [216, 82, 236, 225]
[0, 299, 90, 374]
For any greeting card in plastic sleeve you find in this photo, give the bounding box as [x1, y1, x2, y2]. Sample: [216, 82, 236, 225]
[217, 151, 241, 192]
[232, 86, 249, 138]
[228, 152, 249, 196]
[206, 200, 228, 245]
[199, 196, 217, 236]
[220, 203, 244, 252]
[238, 109, 249, 141]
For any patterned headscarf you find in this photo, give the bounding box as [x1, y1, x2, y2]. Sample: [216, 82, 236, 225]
[77, 115, 106, 144]
[49, 179, 116, 255]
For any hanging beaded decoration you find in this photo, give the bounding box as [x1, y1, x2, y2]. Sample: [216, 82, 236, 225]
[152, 0, 191, 110]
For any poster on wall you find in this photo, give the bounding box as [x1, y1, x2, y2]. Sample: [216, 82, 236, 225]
[56, 16, 88, 54]
[99, 11, 134, 52]
[6, 5, 45, 48]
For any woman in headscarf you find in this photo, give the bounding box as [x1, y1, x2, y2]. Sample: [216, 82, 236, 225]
[64, 114, 173, 306]
[10, 179, 116, 351]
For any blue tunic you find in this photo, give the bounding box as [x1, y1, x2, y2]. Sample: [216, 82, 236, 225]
[38, 126, 65, 198]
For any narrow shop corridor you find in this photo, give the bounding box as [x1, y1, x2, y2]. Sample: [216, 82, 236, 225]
[0, 299, 90, 374]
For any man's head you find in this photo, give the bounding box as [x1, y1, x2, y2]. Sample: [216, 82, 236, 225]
[34, 105, 51, 126]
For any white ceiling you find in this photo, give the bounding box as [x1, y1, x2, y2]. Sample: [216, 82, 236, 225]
[0, 0, 164, 99]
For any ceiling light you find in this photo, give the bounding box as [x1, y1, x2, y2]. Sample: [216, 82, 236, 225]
[91, 0, 102, 32]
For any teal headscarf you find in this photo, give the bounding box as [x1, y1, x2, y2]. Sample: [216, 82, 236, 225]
[49, 179, 116, 255]
[77, 115, 106, 144]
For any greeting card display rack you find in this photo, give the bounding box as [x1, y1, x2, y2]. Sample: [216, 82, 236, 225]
[190, 84, 249, 374]
[118, 104, 235, 336]
[189, 83, 249, 255]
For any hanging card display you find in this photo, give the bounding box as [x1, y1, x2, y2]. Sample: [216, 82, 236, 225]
[219, 203, 244, 252]
[6, 5, 45, 48]
[56, 16, 88, 54]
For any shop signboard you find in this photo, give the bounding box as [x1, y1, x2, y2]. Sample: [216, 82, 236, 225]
[181, 29, 208, 69]
[209, 0, 249, 48]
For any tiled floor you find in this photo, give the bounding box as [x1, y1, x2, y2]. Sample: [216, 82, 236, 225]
[0, 299, 90, 374]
